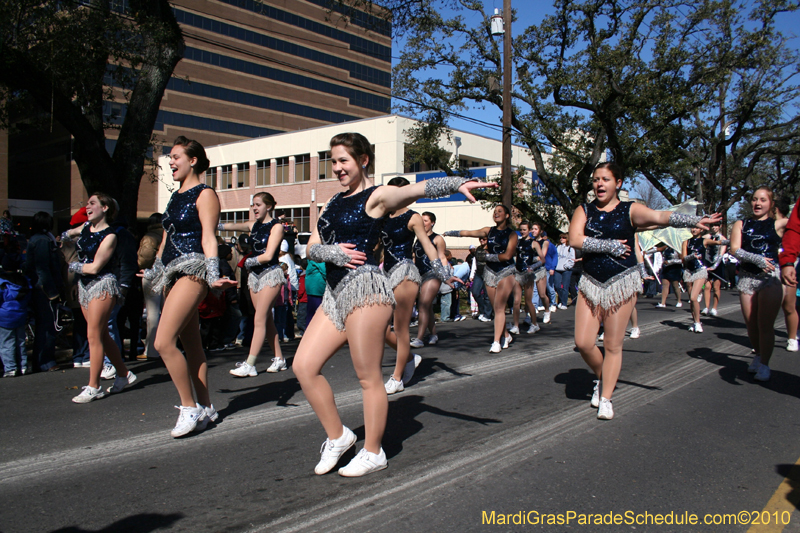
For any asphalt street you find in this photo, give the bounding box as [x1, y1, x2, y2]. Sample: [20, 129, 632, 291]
[2, 290, 800, 533]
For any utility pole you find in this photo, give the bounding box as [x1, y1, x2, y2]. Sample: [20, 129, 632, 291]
[501, 0, 512, 209]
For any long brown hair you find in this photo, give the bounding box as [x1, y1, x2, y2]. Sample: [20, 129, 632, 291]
[330, 132, 374, 174]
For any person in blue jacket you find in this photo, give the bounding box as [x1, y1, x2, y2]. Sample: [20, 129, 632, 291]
[0, 270, 31, 377]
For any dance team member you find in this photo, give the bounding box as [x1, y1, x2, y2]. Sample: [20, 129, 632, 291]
[702, 223, 727, 316]
[730, 187, 787, 382]
[218, 192, 288, 376]
[65, 194, 135, 403]
[657, 244, 684, 308]
[292, 133, 493, 477]
[682, 227, 708, 333]
[444, 205, 518, 353]
[142, 136, 237, 437]
[774, 198, 798, 352]
[510, 221, 545, 335]
[569, 162, 718, 420]
[529, 223, 553, 323]
[410, 212, 448, 348]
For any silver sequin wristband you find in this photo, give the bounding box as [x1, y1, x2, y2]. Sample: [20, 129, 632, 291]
[205, 257, 220, 285]
[442, 230, 462, 237]
[216, 223, 225, 231]
[582, 237, 626, 257]
[307, 244, 351, 267]
[424, 176, 478, 199]
[60, 231, 73, 243]
[668, 213, 703, 228]
[734, 249, 770, 270]
[430, 258, 449, 282]
[143, 257, 164, 280]
[68, 262, 83, 274]
[244, 256, 261, 269]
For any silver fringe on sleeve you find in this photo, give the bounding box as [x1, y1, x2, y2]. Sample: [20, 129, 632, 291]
[150, 253, 208, 294]
[483, 264, 516, 288]
[205, 257, 220, 286]
[244, 256, 261, 269]
[248, 264, 285, 293]
[442, 230, 462, 237]
[320, 265, 395, 332]
[578, 266, 642, 315]
[734, 249, 770, 270]
[582, 237, 626, 257]
[386, 260, 421, 289]
[68, 262, 84, 274]
[78, 274, 121, 309]
[307, 244, 351, 267]
[683, 267, 708, 283]
[430, 258, 450, 282]
[668, 213, 703, 228]
[737, 269, 781, 295]
[423, 176, 477, 199]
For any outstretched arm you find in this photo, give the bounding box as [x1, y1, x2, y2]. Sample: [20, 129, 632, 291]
[366, 178, 498, 218]
[630, 203, 721, 231]
[443, 227, 492, 239]
[218, 221, 254, 233]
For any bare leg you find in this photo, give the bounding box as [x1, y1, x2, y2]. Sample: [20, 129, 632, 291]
[629, 296, 638, 329]
[250, 286, 283, 362]
[574, 293, 603, 378]
[385, 280, 419, 381]
[345, 305, 394, 453]
[84, 296, 127, 389]
[672, 281, 683, 304]
[597, 298, 636, 399]
[178, 308, 210, 407]
[536, 276, 551, 310]
[512, 280, 522, 329]
[524, 282, 538, 326]
[292, 310, 349, 440]
[783, 284, 798, 342]
[690, 280, 703, 323]
[154, 277, 209, 407]
[660, 279, 670, 306]
[490, 276, 516, 342]
[739, 292, 759, 353]
[712, 279, 722, 310]
[757, 283, 783, 365]
[417, 278, 440, 341]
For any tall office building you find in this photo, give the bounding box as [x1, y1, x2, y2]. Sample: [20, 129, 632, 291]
[4, 0, 391, 223]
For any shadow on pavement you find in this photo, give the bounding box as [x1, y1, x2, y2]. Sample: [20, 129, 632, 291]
[51, 512, 183, 533]
[218, 375, 302, 417]
[775, 463, 800, 511]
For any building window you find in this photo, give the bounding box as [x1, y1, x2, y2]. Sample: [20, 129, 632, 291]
[218, 210, 250, 240]
[275, 157, 290, 184]
[256, 160, 271, 186]
[319, 151, 334, 180]
[237, 162, 249, 188]
[220, 165, 233, 189]
[275, 207, 311, 233]
[295, 154, 311, 182]
[206, 167, 217, 189]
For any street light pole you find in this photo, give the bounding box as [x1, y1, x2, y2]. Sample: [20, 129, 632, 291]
[501, 0, 512, 209]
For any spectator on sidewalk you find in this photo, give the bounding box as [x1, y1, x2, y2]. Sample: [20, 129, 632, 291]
[0, 269, 31, 377]
[138, 213, 163, 359]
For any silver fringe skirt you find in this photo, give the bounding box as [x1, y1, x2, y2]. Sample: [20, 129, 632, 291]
[578, 266, 642, 314]
[683, 268, 708, 283]
[321, 265, 396, 332]
[737, 269, 781, 295]
[386, 260, 421, 289]
[515, 269, 535, 286]
[248, 265, 285, 294]
[483, 264, 517, 288]
[149, 253, 207, 294]
[78, 273, 121, 309]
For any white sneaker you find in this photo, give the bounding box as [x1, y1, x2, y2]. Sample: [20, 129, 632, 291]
[107, 371, 137, 394]
[81, 361, 92, 368]
[410, 338, 424, 348]
[675, 302, 683, 308]
[598, 332, 604, 341]
[508, 325, 520, 335]
[204, 404, 219, 422]
[629, 327, 640, 339]
[537, 306, 545, 312]
[557, 304, 568, 310]
[100, 364, 116, 380]
[385, 376, 404, 394]
[503, 335, 512, 349]
[748, 355, 761, 373]
[656, 303, 666, 308]
[338, 448, 388, 477]
[597, 397, 614, 420]
[591, 380, 601, 408]
[267, 357, 287, 373]
[315, 426, 357, 475]
[402, 354, 422, 384]
[754, 364, 771, 382]
[549, 305, 557, 313]
[543, 312, 551, 324]
[230, 361, 257, 377]
[478, 314, 492, 322]
[428, 334, 438, 345]
[527, 324, 541, 334]
[710, 308, 718, 316]
[171, 404, 206, 438]
[489, 342, 502, 353]
[697, 293, 704, 302]
[787, 339, 799, 352]
[72, 385, 107, 404]
[73, 362, 82, 368]
[701, 307, 709, 315]
[688, 322, 703, 333]
[194, 403, 218, 431]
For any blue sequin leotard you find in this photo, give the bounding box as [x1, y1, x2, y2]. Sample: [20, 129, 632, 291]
[683, 236, 708, 283]
[76, 223, 120, 308]
[381, 210, 421, 288]
[318, 186, 395, 331]
[578, 201, 642, 311]
[515, 237, 544, 285]
[737, 217, 782, 294]
[413, 231, 441, 282]
[483, 227, 516, 287]
[247, 218, 284, 293]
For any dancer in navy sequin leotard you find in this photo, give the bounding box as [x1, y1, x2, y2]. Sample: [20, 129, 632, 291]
[218, 192, 286, 377]
[730, 187, 788, 382]
[292, 133, 494, 477]
[381, 177, 448, 395]
[64, 193, 134, 403]
[681, 228, 708, 333]
[443, 205, 518, 353]
[141, 136, 237, 437]
[569, 162, 719, 420]
[411, 212, 450, 348]
[510, 221, 546, 335]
